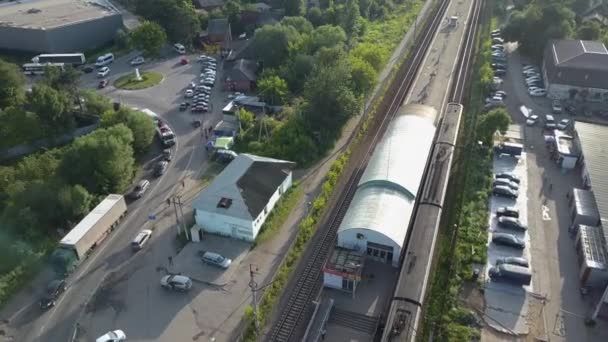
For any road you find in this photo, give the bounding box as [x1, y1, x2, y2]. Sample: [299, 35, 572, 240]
[6, 51, 225, 342]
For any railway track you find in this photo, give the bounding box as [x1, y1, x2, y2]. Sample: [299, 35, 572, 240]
[265, 0, 453, 340]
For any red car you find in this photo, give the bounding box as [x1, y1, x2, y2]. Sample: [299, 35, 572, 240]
[98, 79, 109, 89]
[180, 57, 189, 65]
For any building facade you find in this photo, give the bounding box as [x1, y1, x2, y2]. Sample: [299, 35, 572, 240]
[542, 40, 608, 102]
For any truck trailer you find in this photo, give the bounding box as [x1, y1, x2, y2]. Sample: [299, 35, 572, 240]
[53, 195, 127, 272]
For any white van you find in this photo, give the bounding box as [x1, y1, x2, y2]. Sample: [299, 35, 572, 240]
[95, 53, 114, 67]
[173, 43, 186, 54]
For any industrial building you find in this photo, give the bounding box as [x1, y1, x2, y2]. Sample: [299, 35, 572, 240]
[192, 154, 294, 242]
[335, 105, 437, 269]
[0, 0, 123, 53]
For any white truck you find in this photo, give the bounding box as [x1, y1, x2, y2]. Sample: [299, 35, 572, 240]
[53, 195, 127, 273]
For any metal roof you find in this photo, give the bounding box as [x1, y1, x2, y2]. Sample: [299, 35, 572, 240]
[578, 225, 608, 269]
[545, 40, 608, 90]
[192, 154, 294, 221]
[338, 185, 415, 248]
[572, 188, 600, 223]
[576, 121, 608, 220]
[59, 194, 123, 246]
[358, 111, 436, 199]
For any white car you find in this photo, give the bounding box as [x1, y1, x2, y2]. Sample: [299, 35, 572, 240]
[97, 66, 110, 78]
[130, 56, 145, 66]
[188, 82, 197, 89]
[185, 89, 194, 98]
[96, 330, 126, 342]
[526, 114, 539, 126]
[160, 275, 192, 291]
[557, 119, 571, 130]
[529, 89, 547, 97]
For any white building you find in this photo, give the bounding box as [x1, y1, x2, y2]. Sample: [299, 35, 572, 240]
[335, 105, 437, 268]
[192, 153, 294, 242]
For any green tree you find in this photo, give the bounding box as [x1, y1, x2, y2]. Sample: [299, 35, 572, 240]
[285, 54, 315, 92]
[258, 75, 289, 105]
[349, 57, 377, 96]
[314, 45, 347, 67]
[43, 65, 81, 91]
[131, 21, 168, 57]
[252, 24, 301, 68]
[80, 90, 113, 116]
[479, 62, 494, 89]
[0, 59, 25, 109]
[309, 25, 347, 53]
[101, 107, 156, 154]
[27, 84, 74, 133]
[115, 28, 131, 49]
[60, 125, 135, 194]
[303, 61, 360, 137]
[281, 16, 314, 34]
[341, 0, 361, 37]
[57, 184, 93, 223]
[134, 0, 200, 43]
[477, 108, 511, 145]
[284, 0, 305, 16]
[307, 7, 324, 27]
[577, 21, 601, 40]
[351, 42, 387, 72]
[0, 107, 44, 149]
[225, 0, 241, 24]
[236, 108, 255, 130]
[264, 117, 319, 165]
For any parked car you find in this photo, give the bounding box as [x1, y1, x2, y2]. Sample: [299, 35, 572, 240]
[496, 256, 529, 268]
[160, 274, 192, 291]
[489, 264, 531, 285]
[497, 216, 527, 231]
[201, 251, 232, 269]
[493, 179, 519, 190]
[180, 57, 189, 65]
[495, 172, 520, 184]
[97, 66, 110, 78]
[185, 89, 194, 98]
[96, 330, 126, 342]
[529, 89, 547, 97]
[526, 114, 539, 126]
[496, 206, 519, 219]
[493, 90, 507, 98]
[130, 180, 150, 199]
[130, 56, 145, 66]
[98, 79, 109, 89]
[491, 63, 506, 69]
[131, 229, 152, 251]
[154, 161, 168, 177]
[492, 232, 525, 249]
[82, 65, 94, 73]
[545, 114, 556, 129]
[494, 142, 523, 157]
[557, 118, 571, 130]
[492, 37, 504, 44]
[492, 185, 519, 199]
[551, 100, 562, 113]
[179, 102, 190, 111]
[494, 69, 506, 76]
[39, 279, 67, 310]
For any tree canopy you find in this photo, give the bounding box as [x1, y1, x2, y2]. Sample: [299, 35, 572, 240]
[252, 24, 301, 68]
[101, 107, 156, 154]
[0, 59, 25, 109]
[131, 20, 168, 56]
[26, 84, 74, 134]
[257, 75, 289, 105]
[477, 108, 511, 145]
[134, 0, 200, 43]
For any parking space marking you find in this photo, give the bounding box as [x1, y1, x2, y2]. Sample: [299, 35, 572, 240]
[542, 205, 551, 221]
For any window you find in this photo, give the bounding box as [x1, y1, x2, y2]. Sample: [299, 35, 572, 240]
[217, 197, 233, 208]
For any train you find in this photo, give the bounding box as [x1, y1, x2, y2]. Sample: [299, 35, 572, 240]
[381, 102, 464, 341]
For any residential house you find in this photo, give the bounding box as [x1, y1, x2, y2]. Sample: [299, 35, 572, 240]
[201, 18, 232, 49]
[193, 0, 226, 11]
[192, 153, 294, 241]
[223, 58, 258, 92]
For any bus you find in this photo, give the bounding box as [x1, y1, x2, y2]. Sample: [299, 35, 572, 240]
[22, 62, 65, 76]
[32, 53, 86, 66]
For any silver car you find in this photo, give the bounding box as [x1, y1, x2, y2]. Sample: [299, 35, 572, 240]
[201, 251, 232, 269]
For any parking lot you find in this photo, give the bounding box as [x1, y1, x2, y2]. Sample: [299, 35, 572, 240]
[480, 33, 608, 340]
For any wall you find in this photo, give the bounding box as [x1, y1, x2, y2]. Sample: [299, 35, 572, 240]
[195, 209, 255, 241]
[251, 172, 293, 238]
[323, 272, 343, 290]
[337, 229, 401, 266]
[223, 79, 252, 92]
[0, 14, 123, 53]
[547, 82, 608, 103]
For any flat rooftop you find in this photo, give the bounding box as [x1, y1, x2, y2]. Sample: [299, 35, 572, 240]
[0, 0, 117, 30]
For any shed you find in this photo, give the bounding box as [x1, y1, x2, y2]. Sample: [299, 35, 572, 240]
[568, 188, 601, 230]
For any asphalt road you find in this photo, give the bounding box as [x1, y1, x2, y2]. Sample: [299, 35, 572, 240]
[10, 51, 225, 342]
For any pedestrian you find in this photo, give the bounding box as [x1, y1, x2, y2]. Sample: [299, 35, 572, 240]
[168, 256, 173, 266]
[549, 183, 553, 191]
[167, 198, 171, 207]
[205, 133, 209, 140]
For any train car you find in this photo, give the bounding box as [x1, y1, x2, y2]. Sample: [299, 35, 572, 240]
[381, 103, 463, 342]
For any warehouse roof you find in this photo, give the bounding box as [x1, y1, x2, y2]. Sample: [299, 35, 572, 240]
[192, 154, 294, 220]
[60, 194, 123, 246]
[576, 121, 608, 220]
[572, 188, 600, 224]
[359, 105, 437, 199]
[544, 40, 608, 90]
[0, 0, 117, 30]
[338, 185, 415, 248]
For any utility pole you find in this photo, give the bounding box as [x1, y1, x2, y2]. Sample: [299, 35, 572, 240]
[249, 264, 260, 333]
[171, 196, 181, 235]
